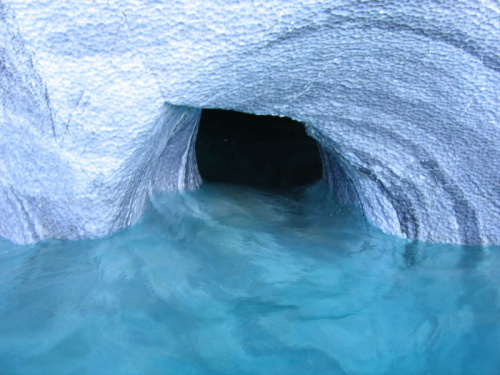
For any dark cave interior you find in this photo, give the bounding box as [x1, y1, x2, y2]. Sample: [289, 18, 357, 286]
[195, 109, 323, 190]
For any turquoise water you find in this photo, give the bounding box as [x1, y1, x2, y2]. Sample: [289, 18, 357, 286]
[0, 182, 499, 374]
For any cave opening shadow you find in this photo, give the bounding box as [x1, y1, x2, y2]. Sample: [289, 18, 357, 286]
[195, 109, 323, 191]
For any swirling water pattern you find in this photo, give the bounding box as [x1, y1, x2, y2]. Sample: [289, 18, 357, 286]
[1, 182, 499, 374]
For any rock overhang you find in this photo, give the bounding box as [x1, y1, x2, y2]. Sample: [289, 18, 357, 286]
[0, 0, 499, 245]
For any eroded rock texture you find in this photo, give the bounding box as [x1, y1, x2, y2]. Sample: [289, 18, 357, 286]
[1, 1, 499, 244]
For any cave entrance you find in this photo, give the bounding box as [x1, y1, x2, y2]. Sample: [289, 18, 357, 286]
[195, 109, 323, 190]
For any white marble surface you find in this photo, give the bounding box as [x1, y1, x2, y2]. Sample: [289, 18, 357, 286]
[1, 0, 499, 244]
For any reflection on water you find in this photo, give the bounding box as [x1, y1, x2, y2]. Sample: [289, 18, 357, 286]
[0, 182, 499, 374]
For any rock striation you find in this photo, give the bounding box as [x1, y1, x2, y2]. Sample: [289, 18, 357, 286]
[1, 0, 499, 245]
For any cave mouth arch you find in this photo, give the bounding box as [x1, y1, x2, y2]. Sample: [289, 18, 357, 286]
[195, 109, 323, 191]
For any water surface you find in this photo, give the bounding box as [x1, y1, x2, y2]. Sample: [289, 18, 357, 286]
[1, 182, 499, 374]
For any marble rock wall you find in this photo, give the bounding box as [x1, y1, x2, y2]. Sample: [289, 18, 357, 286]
[1, 1, 499, 245]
